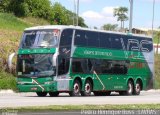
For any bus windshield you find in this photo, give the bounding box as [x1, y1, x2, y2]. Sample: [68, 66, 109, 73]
[21, 29, 60, 48]
[17, 54, 55, 77]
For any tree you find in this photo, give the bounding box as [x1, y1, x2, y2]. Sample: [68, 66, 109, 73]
[6, 0, 52, 19]
[102, 24, 118, 31]
[114, 7, 128, 30]
[50, 2, 87, 27]
[50, 2, 68, 25]
[0, 0, 10, 12]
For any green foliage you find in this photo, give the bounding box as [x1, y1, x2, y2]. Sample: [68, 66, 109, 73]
[0, 0, 10, 12]
[102, 24, 118, 31]
[153, 31, 160, 43]
[155, 54, 160, 89]
[50, 2, 87, 27]
[0, 71, 16, 90]
[0, 0, 87, 27]
[3, 104, 160, 111]
[0, 13, 30, 31]
[0, 0, 52, 19]
[113, 7, 128, 29]
[25, 0, 52, 19]
[51, 3, 67, 25]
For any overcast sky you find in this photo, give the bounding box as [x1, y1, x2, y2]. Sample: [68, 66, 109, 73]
[51, 0, 160, 29]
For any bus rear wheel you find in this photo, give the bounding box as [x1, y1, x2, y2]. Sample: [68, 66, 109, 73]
[36, 92, 47, 97]
[119, 80, 134, 96]
[125, 80, 134, 95]
[81, 80, 92, 96]
[133, 80, 141, 95]
[69, 80, 81, 96]
[49, 92, 59, 97]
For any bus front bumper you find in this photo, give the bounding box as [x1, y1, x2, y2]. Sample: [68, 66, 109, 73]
[17, 84, 56, 92]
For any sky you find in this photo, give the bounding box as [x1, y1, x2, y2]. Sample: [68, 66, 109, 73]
[50, 0, 160, 29]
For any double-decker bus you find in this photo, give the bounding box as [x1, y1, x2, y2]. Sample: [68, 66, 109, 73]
[15, 25, 154, 97]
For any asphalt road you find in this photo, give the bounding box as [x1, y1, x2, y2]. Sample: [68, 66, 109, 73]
[0, 90, 160, 108]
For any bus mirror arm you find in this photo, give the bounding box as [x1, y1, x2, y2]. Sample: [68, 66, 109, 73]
[53, 52, 59, 67]
[8, 52, 16, 72]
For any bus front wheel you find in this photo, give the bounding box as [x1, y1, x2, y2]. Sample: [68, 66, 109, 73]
[133, 80, 141, 95]
[69, 80, 81, 96]
[36, 92, 47, 97]
[81, 80, 92, 96]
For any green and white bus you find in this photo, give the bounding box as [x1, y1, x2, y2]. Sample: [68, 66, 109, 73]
[16, 25, 154, 96]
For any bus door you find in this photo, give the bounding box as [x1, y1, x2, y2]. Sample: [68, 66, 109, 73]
[57, 29, 73, 91]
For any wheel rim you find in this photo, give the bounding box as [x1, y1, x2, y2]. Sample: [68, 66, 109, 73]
[85, 83, 91, 94]
[136, 83, 140, 93]
[128, 82, 133, 94]
[74, 83, 79, 94]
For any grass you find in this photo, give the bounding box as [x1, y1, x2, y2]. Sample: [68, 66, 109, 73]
[0, 13, 50, 90]
[0, 13, 30, 31]
[0, 71, 16, 90]
[19, 17, 50, 26]
[1, 104, 160, 112]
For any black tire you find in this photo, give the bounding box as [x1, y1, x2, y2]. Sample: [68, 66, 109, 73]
[69, 80, 81, 96]
[133, 80, 141, 95]
[49, 92, 59, 97]
[36, 92, 47, 97]
[119, 80, 134, 96]
[125, 80, 134, 95]
[81, 80, 92, 96]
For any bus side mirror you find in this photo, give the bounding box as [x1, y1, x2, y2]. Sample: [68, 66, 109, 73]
[53, 52, 59, 66]
[8, 52, 16, 72]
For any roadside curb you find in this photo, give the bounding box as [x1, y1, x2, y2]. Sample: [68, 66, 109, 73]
[0, 90, 14, 94]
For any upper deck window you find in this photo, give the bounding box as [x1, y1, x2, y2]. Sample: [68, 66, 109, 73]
[21, 29, 60, 48]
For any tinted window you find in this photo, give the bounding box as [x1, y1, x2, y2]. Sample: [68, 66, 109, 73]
[86, 31, 99, 47]
[111, 60, 128, 74]
[23, 31, 36, 48]
[100, 60, 113, 74]
[99, 33, 111, 49]
[60, 29, 73, 46]
[58, 57, 70, 75]
[111, 34, 123, 50]
[93, 59, 129, 74]
[72, 59, 88, 73]
[74, 30, 87, 46]
[72, 58, 94, 73]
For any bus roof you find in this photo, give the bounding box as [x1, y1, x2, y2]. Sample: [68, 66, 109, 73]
[24, 25, 152, 39]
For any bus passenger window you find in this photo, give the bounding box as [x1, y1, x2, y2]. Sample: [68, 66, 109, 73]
[74, 30, 87, 46]
[99, 33, 111, 49]
[111, 34, 123, 50]
[60, 29, 73, 47]
[86, 31, 99, 48]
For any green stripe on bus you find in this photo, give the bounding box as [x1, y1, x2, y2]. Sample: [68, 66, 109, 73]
[18, 48, 56, 54]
